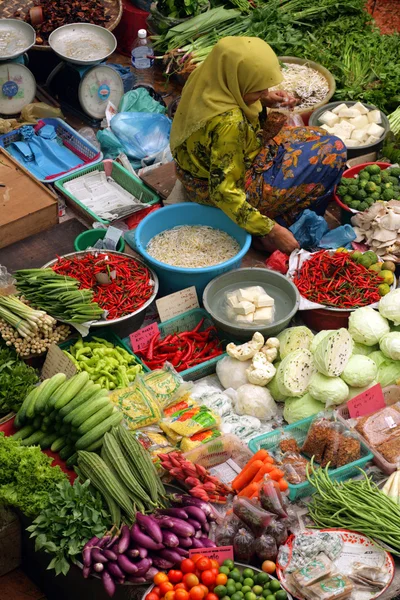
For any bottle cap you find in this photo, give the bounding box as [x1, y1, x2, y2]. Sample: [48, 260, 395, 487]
[138, 29, 147, 38]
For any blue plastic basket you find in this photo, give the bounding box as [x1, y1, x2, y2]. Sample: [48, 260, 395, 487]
[134, 204, 252, 297]
[248, 416, 374, 501]
[0, 118, 102, 183]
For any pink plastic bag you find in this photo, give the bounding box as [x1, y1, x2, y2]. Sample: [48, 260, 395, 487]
[259, 476, 288, 518]
[233, 496, 275, 536]
[265, 251, 288, 274]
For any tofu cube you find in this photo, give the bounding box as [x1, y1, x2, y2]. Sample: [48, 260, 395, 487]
[253, 307, 274, 324]
[233, 300, 255, 315]
[344, 139, 361, 148]
[226, 291, 239, 308]
[353, 102, 369, 115]
[320, 124, 334, 134]
[254, 293, 275, 308]
[367, 123, 385, 138]
[351, 128, 368, 142]
[236, 313, 254, 324]
[319, 110, 339, 128]
[332, 103, 348, 115]
[338, 107, 361, 118]
[366, 135, 380, 144]
[335, 121, 355, 140]
[237, 286, 265, 303]
[350, 115, 369, 130]
[368, 109, 382, 124]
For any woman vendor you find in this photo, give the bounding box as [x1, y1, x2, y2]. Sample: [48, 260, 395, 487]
[170, 37, 346, 255]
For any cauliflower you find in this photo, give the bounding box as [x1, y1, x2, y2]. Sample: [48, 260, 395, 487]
[260, 337, 280, 362]
[246, 351, 276, 385]
[226, 332, 264, 361]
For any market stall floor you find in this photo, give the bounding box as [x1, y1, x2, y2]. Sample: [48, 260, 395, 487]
[0, 568, 46, 600]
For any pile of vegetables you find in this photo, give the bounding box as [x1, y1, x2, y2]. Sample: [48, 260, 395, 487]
[13, 372, 122, 464]
[0, 295, 70, 356]
[14, 269, 103, 324]
[231, 449, 288, 496]
[64, 336, 142, 390]
[0, 345, 38, 416]
[0, 432, 66, 516]
[337, 164, 400, 211]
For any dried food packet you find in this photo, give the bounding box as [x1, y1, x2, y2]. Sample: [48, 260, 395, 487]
[321, 423, 342, 469]
[306, 574, 353, 600]
[349, 562, 390, 588]
[280, 451, 308, 484]
[336, 432, 361, 467]
[376, 435, 400, 464]
[279, 434, 301, 455]
[302, 418, 331, 463]
[292, 554, 333, 588]
[109, 376, 161, 430]
[143, 365, 190, 409]
[355, 407, 400, 446]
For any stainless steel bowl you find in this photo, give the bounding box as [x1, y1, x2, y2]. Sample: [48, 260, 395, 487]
[0, 19, 36, 60]
[48, 23, 117, 65]
[41, 250, 159, 336]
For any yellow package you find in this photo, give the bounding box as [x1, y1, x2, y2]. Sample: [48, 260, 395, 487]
[163, 405, 220, 437]
[133, 430, 175, 460]
[180, 429, 222, 452]
[160, 422, 183, 446]
[109, 376, 161, 430]
[143, 366, 190, 409]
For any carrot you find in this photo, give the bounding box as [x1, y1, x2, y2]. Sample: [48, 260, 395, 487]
[232, 460, 264, 491]
[278, 478, 289, 492]
[268, 468, 285, 482]
[246, 449, 270, 467]
[253, 463, 274, 483]
[238, 481, 259, 497]
[250, 489, 259, 499]
[263, 456, 275, 464]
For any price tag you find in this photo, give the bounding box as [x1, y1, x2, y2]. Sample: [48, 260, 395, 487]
[129, 322, 159, 353]
[189, 546, 234, 565]
[156, 286, 199, 322]
[347, 383, 385, 418]
[41, 344, 77, 380]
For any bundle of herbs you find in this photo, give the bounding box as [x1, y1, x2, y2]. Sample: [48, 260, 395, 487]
[0, 345, 38, 416]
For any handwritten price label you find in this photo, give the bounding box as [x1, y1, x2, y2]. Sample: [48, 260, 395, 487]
[129, 322, 159, 353]
[189, 546, 234, 565]
[347, 383, 385, 418]
[156, 286, 199, 322]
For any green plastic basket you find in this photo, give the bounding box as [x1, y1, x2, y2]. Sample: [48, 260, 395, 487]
[248, 416, 374, 501]
[55, 160, 160, 225]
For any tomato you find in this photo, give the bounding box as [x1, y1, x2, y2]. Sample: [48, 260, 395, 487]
[181, 559, 196, 574]
[191, 554, 204, 564]
[215, 574, 228, 586]
[160, 582, 175, 596]
[165, 591, 176, 600]
[190, 585, 206, 600]
[211, 568, 219, 578]
[209, 560, 219, 570]
[175, 589, 190, 600]
[183, 574, 200, 589]
[196, 558, 212, 572]
[169, 571, 183, 584]
[155, 573, 170, 586]
[199, 585, 209, 596]
[153, 588, 161, 597]
[201, 570, 216, 587]
[175, 583, 189, 591]
[206, 594, 219, 600]
[146, 594, 160, 600]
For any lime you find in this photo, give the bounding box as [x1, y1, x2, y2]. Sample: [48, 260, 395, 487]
[268, 581, 281, 594]
[369, 263, 382, 272]
[220, 567, 231, 576]
[215, 586, 228, 598]
[364, 250, 378, 264]
[262, 590, 270, 598]
[228, 580, 236, 587]
[275, 592, 288, 600]
[245, 593, 257, 600]
[243, 579, 254, 588]
[379, 269, 394, 285]
[221, 596, 230, 600]
[265, 596, 275, 600]
[252, 586, 263, 596]
[243, 569, 255, 579]
[231, 592, 243, 600]
[241, 587, 251, 595]
[223, 560, 235, 570]
[255, 574, 269, 586]
[235, 583, 243, 591]
[226, 585, 237, 596]
[378, 283, 391, 296]
[230, 571, 242, 582]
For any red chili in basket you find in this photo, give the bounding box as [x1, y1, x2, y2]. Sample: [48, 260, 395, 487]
[293, 250, 382, 308]
[51, 253, 154, 320]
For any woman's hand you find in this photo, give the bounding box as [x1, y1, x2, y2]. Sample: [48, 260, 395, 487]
[260, 224, 300, 255]
[261, 90, 298, 108]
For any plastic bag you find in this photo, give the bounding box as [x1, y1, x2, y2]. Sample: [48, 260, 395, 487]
[265, 250, 289, 274]
[108, 375, 162, 430]
[118, 88, 166, 115]
[301, 417, 332, 463]
[107, 64, 134, 94]
[233, 526, 256, 562]
[266, 519, 288, 546]
[216, 356, 252, 390]
[336, 432, 361, 468]
[233, 496, 275, 536]
[97, 128, 126, 159]
[143, 365, 189, 409]
[110, 112, 171, 161]
[20, 102, 64, 122]
[259, 476, 288, 518]
[254, 534, 278, 562]
[285, 112, 304, 128]
[215, 513, 241, 546]
[318, 224, 356, 250]
[161, 404, 220, 437]
[289, 209, 329, 249]
[234, 384, 277, 421]
[280, 452, 308, 485]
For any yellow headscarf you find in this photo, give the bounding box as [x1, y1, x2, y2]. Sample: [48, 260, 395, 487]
[170, 36, 283, 153]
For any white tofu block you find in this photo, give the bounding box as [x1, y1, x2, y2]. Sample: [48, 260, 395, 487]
[367, 123, 385, 138]
[236, 313, 254, 324]
[366, 135, 380, 144]
[332, 103, 348, 115]
[351, 128, 368, 142]
[334, 121, 355, 139]
[344, 139, 361, 148]
[320, 124, 334, 134]
[226, 291, 239, 308]
[237, 286, 264, 303]
[353, 102, 369, 115]
[233, 300, 255, 315]
[254, 293, 275, 308]
[368, 109, 382, 124]
[319, 110, 339, 127]
[226, 307, 236, 321]
[338, 107, 361, 118]
[350, 115, 369, 129]
[253, 307, 274, 324]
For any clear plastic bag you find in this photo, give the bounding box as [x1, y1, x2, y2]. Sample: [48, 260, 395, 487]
[233, 496, 275, 536]
[336, 432, 361, 468]
[110, 112, 171, 161]
[265, 518, 288, 546]
[301, 417, 332, 463]
[233, 526, 256, 562]
[259, 476, 288, 518]
[321, 423, 343, 468]
[280, 452, 308, 485]
[254, 534, 278, 562]
[215, 513, 241, 547]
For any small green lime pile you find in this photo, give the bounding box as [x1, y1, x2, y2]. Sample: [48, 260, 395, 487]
[338, 249, 395, 296]
[214, 563, 287, 600]
[337, 164, 400, 211]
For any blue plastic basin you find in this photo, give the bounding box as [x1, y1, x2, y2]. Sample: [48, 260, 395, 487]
[134, 203, 252, 297]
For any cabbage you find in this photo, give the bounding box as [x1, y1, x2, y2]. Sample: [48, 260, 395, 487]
[277, 326, 314, 360]
[341, 355, 378, 388]
[380, 332, 400, 361]
[308, 373, 349, 408]
[310, 330, 334, 354]
[347, 381, 378, 400]
[352, 342, 379, 356]
[370, 349, 400, 387]
[276, 349, 316, 397]
[266, 363, 288, 402]
[348, 307, 390, 346]
[379, 289, 400, 325]
[283, 393, 325, 424]
[313, 328, 353, 377]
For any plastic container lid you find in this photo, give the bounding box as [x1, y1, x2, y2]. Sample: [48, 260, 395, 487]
[138, 29, 147, 38]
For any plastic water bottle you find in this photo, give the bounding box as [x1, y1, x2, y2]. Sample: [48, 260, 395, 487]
[131, 29, 154, 88]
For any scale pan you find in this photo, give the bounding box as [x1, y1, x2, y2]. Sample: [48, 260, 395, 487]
[0, 19, 36, 60]
[49, 23, 117, 66]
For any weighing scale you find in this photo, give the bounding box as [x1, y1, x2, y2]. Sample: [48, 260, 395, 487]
[46, 23, 124, 125]
[0, 19, 37, 116]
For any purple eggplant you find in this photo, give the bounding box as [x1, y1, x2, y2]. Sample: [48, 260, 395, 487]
[118, 525, 130, 554]
[92, 549, 108, 564]
[127, 548, 140, 559]
[146, 567, 158, 580]
[134, 557, 152, 574]
[198, 537, 216, 548]
[172, 494, 212, 517]
[155, 515, 174, 529]
[102, 571, 116, 598]
[130, 524, 164, 550]
[117, 554, 138, 574]
[106, 535, 119, 548]
[177, 536, 193, 548]
[202, 521, 210, 534]
[151, 556, 175, 570]
[162, 530, 179, 548]
[104, 549, 118, 561]
[169, 518, 195, 538]
[82, 566, 91, 579]
[136, 513, 163, 544]
[160, 548, 183, 565]
[116, 578, 125, 585]
[195, 530, 202, 539]
[175, 548, 189, 557]
[107, 562, 125, 580]
[128, 576, 147, 584]
[158, 508, 189, 520]
[83, 536, 100, 550]
[138, 547, 148, 559]
[93, 563, 104, 573]
[187, 518, 202, 531]
[83, 547, 92, 568]
[185, 506, 207, 524]
[191, 538, 207, 549]
[98, 536, 111, 548]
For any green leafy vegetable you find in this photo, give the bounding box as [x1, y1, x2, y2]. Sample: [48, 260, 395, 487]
[0, 345, 38, 415]
[0, 432, 66, 516]
[27, 479, 110, 576]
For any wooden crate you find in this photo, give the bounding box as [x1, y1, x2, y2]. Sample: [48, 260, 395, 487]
[0, 149, 58, 249]
[0, 508, 21, 576]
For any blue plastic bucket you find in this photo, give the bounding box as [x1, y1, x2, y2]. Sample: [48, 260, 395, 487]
[134, 203, 252, 297]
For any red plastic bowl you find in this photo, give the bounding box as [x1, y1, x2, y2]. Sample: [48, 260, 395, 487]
[333, 162, 392, 213]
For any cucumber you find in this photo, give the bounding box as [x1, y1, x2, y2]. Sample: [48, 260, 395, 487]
[77, 403, 114, 435]
[70, 395, 112, 429]
[35, 373, 67, 414]
[85, 437, 104, 452]
[19, 386, 41, 422]
[13, 425, 35, 441]
[76, 411, 123, 450]
[59, 445, 75, 460]
[39, 433, 58, 449]
[59, 382, 101, 419]
[64, 389, 108, 425]
[59, 423, 70, 436]
[66, 453, 78, 468]
[54, 372, 90, 411]
[20, 431, 47, 446]
[46, 379, 71, 413]
[33, 416, 42, 429]
[51, 436, 67, 452]
[41, 423, 48, 433]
